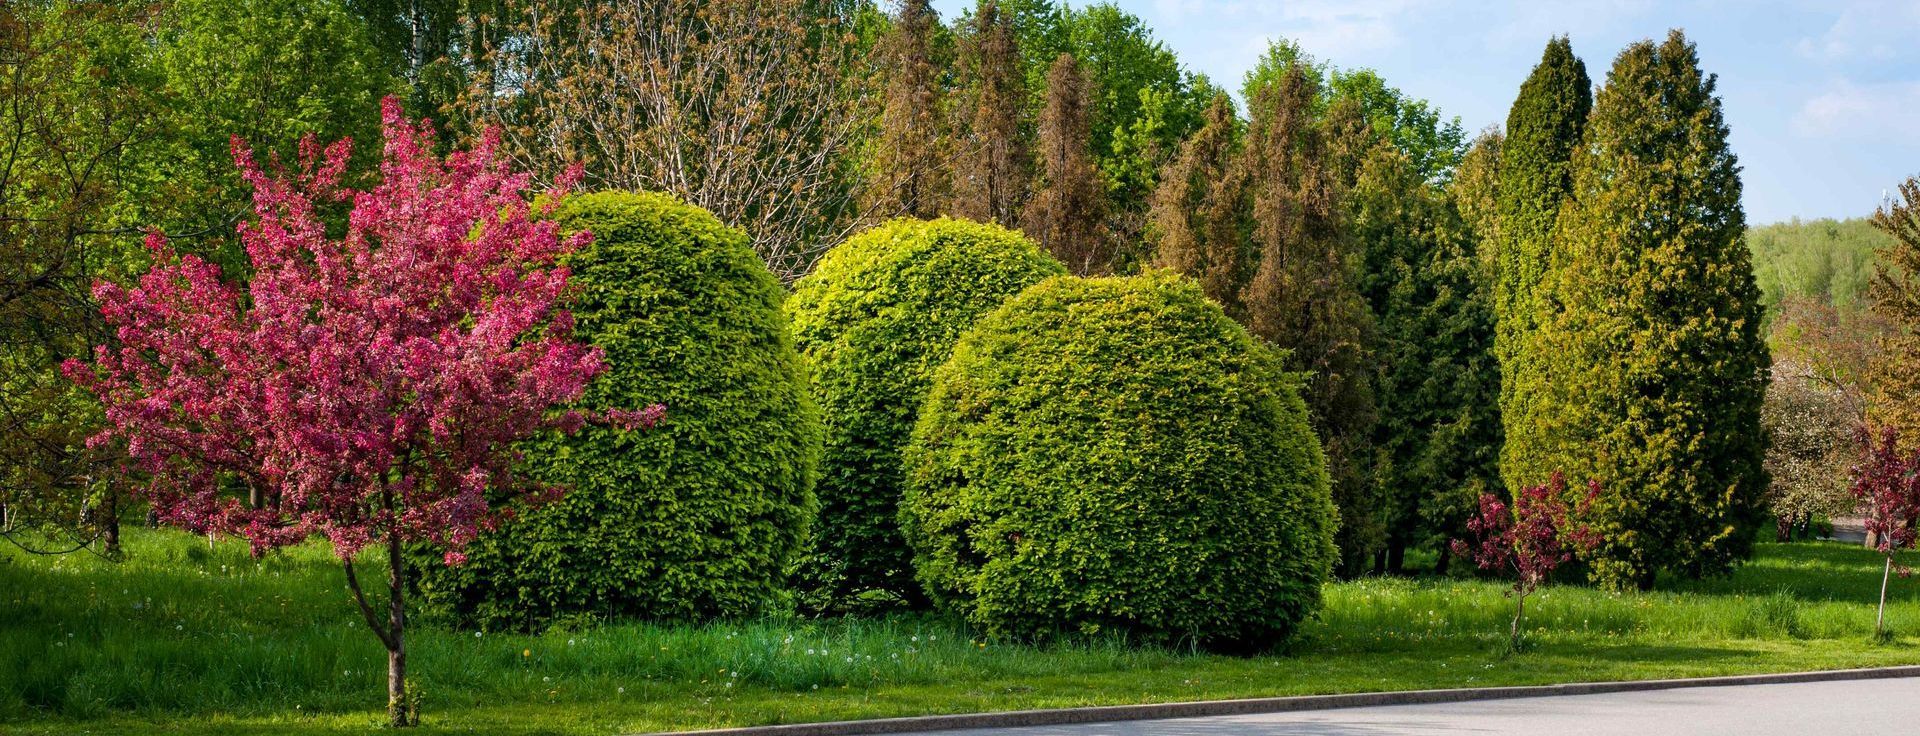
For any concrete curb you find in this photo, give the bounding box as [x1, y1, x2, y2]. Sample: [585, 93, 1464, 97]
[640, 664, 1920, 735]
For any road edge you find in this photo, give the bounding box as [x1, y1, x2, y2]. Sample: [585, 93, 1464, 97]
[639, 664, 1920, 735]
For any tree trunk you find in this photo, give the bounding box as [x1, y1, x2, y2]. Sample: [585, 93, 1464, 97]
[1435, 544, 1452, 576]
[386, 529, 412, 727]
[1386, 541, 1406, 575]
[1509, 590, 1526, 649]
[1775, 516, 1791, 542]
[1878, 554, 1892, 638]
[408, 0, 428, 84]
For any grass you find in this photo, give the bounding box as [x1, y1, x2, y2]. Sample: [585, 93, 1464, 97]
[3, 529, 1918, 735]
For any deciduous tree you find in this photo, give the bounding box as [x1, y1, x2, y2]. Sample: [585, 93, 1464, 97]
[471, 0, 866, 281]
[1849, 427, 1920, 638]
[1453, 473, 1599, 650]
[65, 100, 655, 726]
[0, 1, 162, 556]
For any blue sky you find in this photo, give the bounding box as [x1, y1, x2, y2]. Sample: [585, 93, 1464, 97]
[930, 0, 1920, 225]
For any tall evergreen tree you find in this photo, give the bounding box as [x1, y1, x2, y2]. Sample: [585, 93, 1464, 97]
[1351, 142, 1501, 574]
[1868, 177, 1920, 442]
[1451, 128, 1504, 284]
[862, 0, 948, 219]
[1496, 37, 1590, 492]
[1524, 31, 1770, 590]
[1023, 52, 1108, 274]
[950, 0, 1028, 226]
[1237, 68, 1380, 574]
[1148, 93, 1246, 315]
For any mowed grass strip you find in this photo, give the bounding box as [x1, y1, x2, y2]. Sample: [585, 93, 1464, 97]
[2, 529, 1917, 735]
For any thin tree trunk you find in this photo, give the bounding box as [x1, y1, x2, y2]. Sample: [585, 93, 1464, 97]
[1878, 554, 1892, 638]
[384, 495, 410, 726]
[1510, 590, 1526, 649]
[386, 506, 411, 726]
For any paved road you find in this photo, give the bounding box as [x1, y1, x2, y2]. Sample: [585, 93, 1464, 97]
[929, 678, 1920, 736]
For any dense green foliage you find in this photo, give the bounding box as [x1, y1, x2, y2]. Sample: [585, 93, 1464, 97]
[1522, 32, 1770, 590]
[1238, 69, 1380, 575]
[1749, 217, 1889, 314]
[414, 191, 820, 629]
[0, 0, 398, 554]
[132, 0, 396, 242]
[902, 272, 1337, 648]
[1241, 38, 1466, 182]
[1351, 144, 1502, 572]
[1496, 36, 1591, 494]
[787, 218, 1066, 613]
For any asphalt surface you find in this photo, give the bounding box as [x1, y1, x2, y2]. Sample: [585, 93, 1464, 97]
[923, 677, 1920, 735]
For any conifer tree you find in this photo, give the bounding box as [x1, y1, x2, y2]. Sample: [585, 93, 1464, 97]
[1237, 68, 1380, 574]
[1023, 52, 1108, 274]
[1352, 142, 1501, 574]
[1525, 31, 1769, 590]
[863, 0, 948, 219]
[1496, 37, 1590, 492]
[1450, 128, 1504, 284]
[1869, 178, 1920, 442]
[950, 0, 1028, 226]
[1148, 93, 1247, 315]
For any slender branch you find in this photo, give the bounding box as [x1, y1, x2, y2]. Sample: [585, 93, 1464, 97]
[342, 557, 398, 651]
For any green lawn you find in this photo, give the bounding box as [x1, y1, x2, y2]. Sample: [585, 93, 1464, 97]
[3, 529, 1918, 735]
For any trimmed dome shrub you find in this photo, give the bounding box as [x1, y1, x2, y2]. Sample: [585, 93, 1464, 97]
[787, 218, 1067, 612]
[901, 271, 1337, 649]
[415, 191, 821, 630]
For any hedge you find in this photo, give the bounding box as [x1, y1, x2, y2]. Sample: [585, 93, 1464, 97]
[414, 191, 821, 629]
[901, 270, 1337, 649]
[786, 218, 1066, 612]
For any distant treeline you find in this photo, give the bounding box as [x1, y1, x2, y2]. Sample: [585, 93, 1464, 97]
[1749, 217, 1892, 313]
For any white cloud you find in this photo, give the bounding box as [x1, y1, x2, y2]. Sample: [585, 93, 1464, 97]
[1791, 79, 1920, 139]
[1795, 2, 1920, 63]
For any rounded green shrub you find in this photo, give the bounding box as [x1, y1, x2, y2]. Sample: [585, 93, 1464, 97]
[415, 191, 821, 630]
[787, 218, 1066, 612]
[901, 270, 1337, 649]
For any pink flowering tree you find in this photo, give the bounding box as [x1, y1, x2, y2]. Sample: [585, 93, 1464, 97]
[1849, 427, 1920, 639]
[64, 98, 658, 727]
[1452, 473, 1601, 650]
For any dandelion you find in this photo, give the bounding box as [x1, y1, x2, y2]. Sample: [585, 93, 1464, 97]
[617, 687, 625, 694]
[542, 676, 551, 683]
[475, 631, 483, 638]
[523, 649, 532, 658]
[568, 639, 576, 646]
[806, 648, 816, 655]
